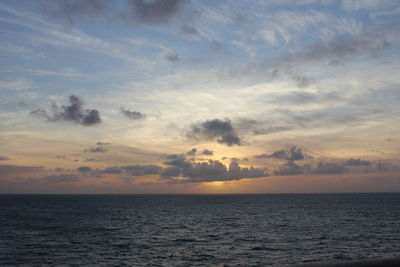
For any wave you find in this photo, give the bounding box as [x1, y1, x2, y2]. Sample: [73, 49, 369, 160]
[291, 257, 400, 267]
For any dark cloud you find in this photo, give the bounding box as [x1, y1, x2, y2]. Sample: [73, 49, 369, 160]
[84, 158, 99, 162]
[187, 119, 241, 146]
[201, 149, 213, 156]
[42, 174, 79, 183]
[160, 154, 266, 182]
[256, 146, 309, 161]
[30, 95, 101, 126]
[274, 161, 306, 176]
[120, 108, 146, 120]
[311, 161, 345, 174]
[343, 158, 371, 166]
[164, 160, 266, 183]
[185, 161, 266, 183]
[230, 157, 248, 163]
[0, 165, 44, 177]
[102, 165, 161, 176]
[126, 0, 187, 25]
[273, 160, 346, 176]
[160, 166, 181, 178]
[164, 154, 190, 167]
[183, 148, 215, 157]
[77, 166, 92, 173]
[102, 166, 123, 174]
[0, 156, 9, 160]
[43, 0, 188, 26]
[96, 142, 110, 146]
[85, 146, 107, 153]
[163, 50, 180, 62]
[121, 165, 161, 176]
[186, 148, 197, 156]
[42, 0, 108, 23]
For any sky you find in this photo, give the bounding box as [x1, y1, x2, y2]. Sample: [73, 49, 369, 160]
[1, 0, 400, 194]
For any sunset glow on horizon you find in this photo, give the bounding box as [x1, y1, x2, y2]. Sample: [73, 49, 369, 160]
[1, 0, 400, 194]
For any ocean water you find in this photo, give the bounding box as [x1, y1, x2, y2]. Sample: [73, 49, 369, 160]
[1, 193, 399, 267]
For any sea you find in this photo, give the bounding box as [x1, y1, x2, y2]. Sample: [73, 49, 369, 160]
[1, 193, 399, 267]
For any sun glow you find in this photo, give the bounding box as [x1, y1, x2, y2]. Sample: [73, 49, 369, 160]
[207, 181, 225, 187]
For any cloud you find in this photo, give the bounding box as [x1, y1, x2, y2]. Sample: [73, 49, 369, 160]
[12, 174, 79, 184]
[163, 50, 180, 62]
[343, 158, 371, 166]
[121, 165, 161, 176]
[96, 142, 110, 146]
[77, 166, 92, 173]
[256, 146, 309, 161]
[41, 174, 79, 183]
[0, 156, 9, 160]
[311, 161, 345, 174]
[120, 108, 146, 120]
[201, 149, 213, 155]
[160, 154, 266, 182]
[180, 25, 199, 36]
[85, 146, 107, 153]
[186, 148, 197, 156]
[102, 166, 123, 174]
[160, 166, 181, 178]
[0, 79, 32, 91]
[274, 161, 306, 176]
[43, 0, 190, 27]
[30, 95, 101, 126]
[43, 0, 108, 23]
[164, 154, 190, 167]
[265, 90, 342, 106]
[126, 0, 188, 25]
[376, 162, 388, 171]
[290, 27, 393, 65]
[187, 119, 241, 146]
[185, 148, 213, 156]
[0, 165, 44, 178]
[231, 25, 397, 88]
[274, 160, 346, 176]
[84, 158, 100, 162]
[234, 118, 292, 136]
[102, 165, 161, 176]
[287, 72, 314, 88]
[175, 160, 266, 183]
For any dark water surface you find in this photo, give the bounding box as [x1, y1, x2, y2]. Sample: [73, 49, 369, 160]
[1, 193, 399, 266]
